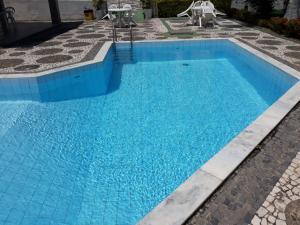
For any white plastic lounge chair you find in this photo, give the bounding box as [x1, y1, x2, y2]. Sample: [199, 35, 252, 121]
[177, 1, 194, 18]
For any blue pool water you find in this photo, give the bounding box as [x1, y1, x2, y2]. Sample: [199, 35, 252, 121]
[0, 40, 297, 225]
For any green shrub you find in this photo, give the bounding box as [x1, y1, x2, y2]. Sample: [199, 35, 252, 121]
[246, 0, 275, 19]
[257, 19, 270, 27]
[238, 10, 257, 24]
[227, 8, 240, 18]
[227, 9, 257, 25]
[258, 17, 300, 39]
[270, 9, 284, 17]
[268, 17, 288, 33]
[157, 0, 193, 18]
[210, 0, 232, 14]
[141, 0, 152, 9]
[285, 19, 300, 38]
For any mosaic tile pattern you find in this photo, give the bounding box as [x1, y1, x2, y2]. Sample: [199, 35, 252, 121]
[0, 19, 165, 74]
[250, 152, 300, 225]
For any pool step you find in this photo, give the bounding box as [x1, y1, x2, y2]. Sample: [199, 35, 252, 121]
[114, 48, 136, 64]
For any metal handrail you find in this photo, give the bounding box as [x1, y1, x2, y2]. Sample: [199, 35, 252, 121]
[130, 25, 133, 44]
[112, 23, 117, 42]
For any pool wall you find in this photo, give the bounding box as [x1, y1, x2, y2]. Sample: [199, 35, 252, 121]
[0, 42, 114, 102]
[0, 39, 297, 103]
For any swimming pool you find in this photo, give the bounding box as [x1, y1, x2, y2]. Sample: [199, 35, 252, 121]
[0, 39, 299, 225]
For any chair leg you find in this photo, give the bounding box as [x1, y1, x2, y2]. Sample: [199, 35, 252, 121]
[199, 17, 202, 28]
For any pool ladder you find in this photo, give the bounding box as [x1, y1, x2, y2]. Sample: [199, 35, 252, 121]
[112, 22, 133, 44]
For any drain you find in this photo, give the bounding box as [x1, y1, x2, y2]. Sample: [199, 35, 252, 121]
[182, 63, 189, 66]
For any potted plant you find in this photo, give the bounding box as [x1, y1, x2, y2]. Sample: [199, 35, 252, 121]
[84, 7, 95, 21]
[141, 0, 152, 19]
[92, 0, 107, 20]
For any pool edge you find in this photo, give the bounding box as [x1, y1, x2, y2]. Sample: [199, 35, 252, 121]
[137, 38, 300, 225]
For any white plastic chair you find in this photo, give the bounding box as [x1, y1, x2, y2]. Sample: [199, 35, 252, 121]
[191, 1, 202, 25]
[193, 0, 203, 7]
[102, 4, 118, 20]
[122, 4, 136, 26]
[199, 1, 216, 27]
[177, 1, 195, 18]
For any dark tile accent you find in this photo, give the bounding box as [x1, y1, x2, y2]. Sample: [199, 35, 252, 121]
[38, 41, 63, 47]
[286, 46, 300, 51]
[241, 36, 258, 40]
[32, 48, 63, 55]
[285, 52, 300, 60]
[36, 55, 72, 64]
[285, 200, 300, 225]
[9, 52, 26, 56]
[63, 42, 91, 48]
[68, 49, 84, 54]
[77, 34, 106, 39]
[14, 64, 40, 71]
[235, 32, 259, 36]
[0, 58, 24, 68]
[76, 29, 96, 34]
[66, 39, 80, 42]
[256, 40, 282, 45]
[262, 45, 278, 50]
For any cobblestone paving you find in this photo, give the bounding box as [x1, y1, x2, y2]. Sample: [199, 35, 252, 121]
[250, 153, 300, 225]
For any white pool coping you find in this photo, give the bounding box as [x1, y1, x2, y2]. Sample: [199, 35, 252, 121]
[1, 38, 300, 225]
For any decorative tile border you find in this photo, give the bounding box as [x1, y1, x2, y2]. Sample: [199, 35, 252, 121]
[136, 38, 300, 225]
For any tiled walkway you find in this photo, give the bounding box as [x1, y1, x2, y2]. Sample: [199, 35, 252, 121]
[0, 16, 300, 225]
[1, 17, 300, 74]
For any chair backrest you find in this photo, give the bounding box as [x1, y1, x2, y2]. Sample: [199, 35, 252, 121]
[201, 1, 214, 9]
[123, 4, 132, 10]
[5, 7, 15, 23]
[193, 1, 202, 7]
[5, 7, 15, 14]
[207, 1, 215, 9]
[109, 4, 118, 9]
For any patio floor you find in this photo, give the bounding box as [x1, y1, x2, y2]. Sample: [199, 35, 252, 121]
[0, 16, 299, 225]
